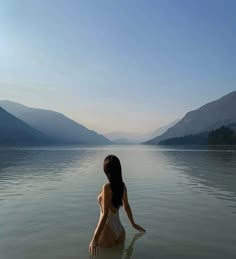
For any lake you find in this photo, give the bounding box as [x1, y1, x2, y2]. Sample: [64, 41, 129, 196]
[0, 145, 236, 259]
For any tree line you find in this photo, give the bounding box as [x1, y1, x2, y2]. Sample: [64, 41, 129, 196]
[208, 126, 236, 145]
[159, 125, 236, 145]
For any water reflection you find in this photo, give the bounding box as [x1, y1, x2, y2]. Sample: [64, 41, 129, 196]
[160, 149, 236, 202]
[97, 233, 144, 259]
[0, 149, 97, 182]
[123, 233, 144, 259]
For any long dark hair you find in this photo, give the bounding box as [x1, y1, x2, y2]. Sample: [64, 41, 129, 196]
[103, 155, 124, 209]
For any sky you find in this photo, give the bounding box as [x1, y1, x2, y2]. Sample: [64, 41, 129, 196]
[0, 0, 235, 134]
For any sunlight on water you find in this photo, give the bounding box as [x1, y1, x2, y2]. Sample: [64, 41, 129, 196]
[0, 145, 236, 259]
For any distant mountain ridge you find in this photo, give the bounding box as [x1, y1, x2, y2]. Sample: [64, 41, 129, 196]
[0, 107, 50, 145]
[104, 119, 180, 144]
[145, 91, 236, 144]
[149, 119, 180, 139]
[2, 90, 235, 146]
[0, 100, 111, 145]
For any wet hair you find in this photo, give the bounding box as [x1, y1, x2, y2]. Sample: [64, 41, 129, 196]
[103, 155, 124, 209]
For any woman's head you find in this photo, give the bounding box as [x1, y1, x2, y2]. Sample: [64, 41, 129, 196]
[103, 155, 124, 209]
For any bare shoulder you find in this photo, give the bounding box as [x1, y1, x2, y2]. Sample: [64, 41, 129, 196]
[102, 183, 112, 194]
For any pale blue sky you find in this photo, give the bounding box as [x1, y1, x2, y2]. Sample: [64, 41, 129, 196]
[0, 0, 235, 133]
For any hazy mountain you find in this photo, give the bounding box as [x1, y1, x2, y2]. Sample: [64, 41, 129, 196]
[145, 91, 236, 145]
[0, 100, 111, 145]
[148, 119, 180, 139]
[0, 107, 50, 146]
[104, 119, 180, 144]
[111, 138, 134, 145]
[104, 131, 146, 144]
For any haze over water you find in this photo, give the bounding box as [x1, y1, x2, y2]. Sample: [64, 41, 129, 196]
[0, 145, 236, 259]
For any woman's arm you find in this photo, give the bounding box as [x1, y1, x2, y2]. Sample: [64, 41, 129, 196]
[123, 184, 146, 233]
[89, 184, 110, 256]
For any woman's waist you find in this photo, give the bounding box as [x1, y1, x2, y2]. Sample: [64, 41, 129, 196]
[106, 212, 121, 223]
[99, 211, 121, 221]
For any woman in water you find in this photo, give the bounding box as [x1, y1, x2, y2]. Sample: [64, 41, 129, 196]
[89, 155, 145, 256]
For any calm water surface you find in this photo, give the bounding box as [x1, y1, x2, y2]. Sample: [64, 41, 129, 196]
[0, 145, 236, 259]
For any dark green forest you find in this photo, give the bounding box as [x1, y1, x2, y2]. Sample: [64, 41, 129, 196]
[208, 126, 236, 145]
[159, 126, 236, 145]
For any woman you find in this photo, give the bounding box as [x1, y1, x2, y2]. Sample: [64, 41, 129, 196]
[89, 155, 145, 257]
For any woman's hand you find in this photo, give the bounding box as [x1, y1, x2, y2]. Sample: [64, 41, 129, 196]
[132, 223, 146, 233]
[89, 239, 99, 257]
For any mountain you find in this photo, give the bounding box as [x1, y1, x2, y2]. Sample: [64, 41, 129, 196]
[148, 119, 180, 139]
[145, 91, 236, 145]
[104, 119, 180, 144]
[159, 132, 209, 145]
[104, 131, 146, 144]
[0, 107, 50, 146]
[159, 123, 236, 146]
[0, 100, 111, 145]
[111, 138, 133, 145]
